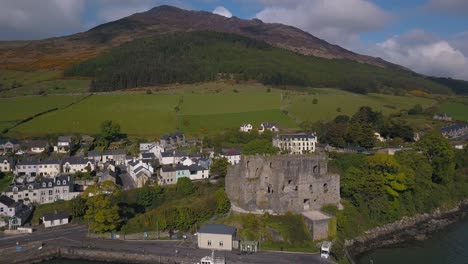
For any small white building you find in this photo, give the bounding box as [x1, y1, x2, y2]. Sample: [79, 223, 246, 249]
[198, 224, 236, 251]
[54, 136, 73, 153]
[127, 159, 154, 188]
[188, 165, 209, 180]
[1, 158, 13, 172]
[259, 122, 279, 134]
[63, 156, 94, 174]
[24, 140, 49, 154]
[221, 149, 241, 165]
[160, 151, 188, 165]
[42, 211, 69, 228]
[240, 123, 253, 133]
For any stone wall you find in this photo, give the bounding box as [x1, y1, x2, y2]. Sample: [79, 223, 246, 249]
[226, 155, 340, 214]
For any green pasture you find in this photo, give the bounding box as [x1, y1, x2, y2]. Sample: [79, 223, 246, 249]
[286, 88, 437, 122]
[1, 79, 90, 97]
[440, 102, 468, 122]
[0, 95, 83, 133]
[0, 70, 60, 87]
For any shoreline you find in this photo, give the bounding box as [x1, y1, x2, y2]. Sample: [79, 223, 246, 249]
[345, 199, 468, 262]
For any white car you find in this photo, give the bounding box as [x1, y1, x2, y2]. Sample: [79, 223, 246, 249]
[320, 241, 332, 259]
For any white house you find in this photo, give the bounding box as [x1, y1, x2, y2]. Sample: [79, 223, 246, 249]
[240, 123, 253, 133]
[102, 149, 127, 165]
[273, 133, 317, 154]
[24, 140, 49, 154]
[42, 211, 69, 228]
[221, 149, 241, 165]
[259, 122, 279, 134]
[86, 150, 102, 164]
[197, 224, 236, 251]
[374, 132, 386, 142]
[54, 136, 73, 153]
[160, 150, 188, 165]
[62, 156, 94, 174]
[140, 142, 164, 160]
[1, 158, 13, 173]
[0, 195, 31, 230]
[433, 113, 452, 121]
[127, 159, 154, 188]
[188, 165, 209, 180]
[15, 158, 61, 177]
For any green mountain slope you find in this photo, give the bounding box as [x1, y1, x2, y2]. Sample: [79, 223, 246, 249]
[65, 31, 450, 94]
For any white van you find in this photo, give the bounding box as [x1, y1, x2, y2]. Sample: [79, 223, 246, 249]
[320, 241, 332, 259]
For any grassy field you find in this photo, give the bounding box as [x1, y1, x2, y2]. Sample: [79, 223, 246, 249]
[3, 83, 444, 138]
[0, 70, 90, 97]
[440, 102, 468, 122]
[286, 88, 437, 123]
[0, 95, 84, 133]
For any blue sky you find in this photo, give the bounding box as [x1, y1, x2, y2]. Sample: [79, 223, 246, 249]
[0, 0, 467, 80]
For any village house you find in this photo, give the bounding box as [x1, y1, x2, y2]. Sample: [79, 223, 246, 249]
[1, 158, 14, 173]
[54, 136, 73, 153]
[160, 150, 188, 165]
[127, 159, 153, 188]
[80, 135, 95, 148]
[159, 165, 177, 185]
[86, 150, 102, 164]
[197, 157, 213, 170]
[197, 224, 237, 251]
[160, 132, 185, 149]
[175, 164, 191, 180]
[62, 156, 94, 174]
[259, 122, 279, 134]
[221, 149, 241, 165]
[42, 211, 70, 228]
[0, 195, 32, 230]
[140, 152, 156, 164]
[0, 139, 20, 154]
[4, 175, 80, 204]
[102, 149, 127, 165]
[14, 158, 61, 177]
[97, 168, 117, 184]
[140, 142, 164, 159]
[240, 123, 253, 132]
[440, 123, 468, 139]
[188, 164, 208, 180]
[433, 113, 453, 121]
[273, 133, 318, 154]
[23, 140, 49, 154]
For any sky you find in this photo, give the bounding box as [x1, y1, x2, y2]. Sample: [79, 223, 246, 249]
[1, 0, 468, 81]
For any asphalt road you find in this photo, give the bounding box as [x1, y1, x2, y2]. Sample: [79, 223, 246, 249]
[0, 225, 330, 264]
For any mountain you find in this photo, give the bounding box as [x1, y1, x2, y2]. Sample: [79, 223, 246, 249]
[64, 31, 449, 94]
[0, 5, 391, 71]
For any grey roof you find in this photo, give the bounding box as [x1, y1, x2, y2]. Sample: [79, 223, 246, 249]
[161, 151, 187, 158]
[262, 122, 279, 129]
[161, 165, 176, 172]
[1, 157, 14, 165]
[161, 132, 184, 140]
[175, 164, 190, 171]
[43, 211, 69, 221]
[128, 160, 140, 167]
[222, 148, 241, 156]
[188, 164, 205, 172]
[0, 139, 19, 145]
[198, 224, 236, 235]
[7, 175, 73, 192]
[24, 140, 49, 148]
[141, 152, 156, 159]
[58, 136, 73, 143]
[0, 195, 16, 207]
[87, 150, 101, 157]
[17, 157, 61, 166]
[277, 133, 317, 139]
[63, 156, 90, 165]
[440, 123, 468, 133]
[103, 149, 126, 156]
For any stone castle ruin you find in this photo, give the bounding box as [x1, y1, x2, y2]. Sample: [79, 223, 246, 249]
[225, 154, 341, 240]
[226, 155, 340, 213]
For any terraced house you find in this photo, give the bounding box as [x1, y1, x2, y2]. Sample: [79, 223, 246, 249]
[0, 139, 20, 154]
[273, 133, 318, 154]
[62, 156, 94, 174]
[14, 158, 61, 177]
[4, 176, 79, 204]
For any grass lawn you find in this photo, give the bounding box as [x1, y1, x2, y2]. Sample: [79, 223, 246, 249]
[0, 70, 61, 87]
[440, 102, 468, 122]
[1, 79, 91, 97]
[0, 95, 84, 133]
[286, 88, 437, 123]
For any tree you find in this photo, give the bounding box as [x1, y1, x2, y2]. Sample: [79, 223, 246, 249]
[416, 132, 455, 184]
[71, 196, 87, 219]
[100, 120, 121, 142]
[85, 194, 120, 233]
[408, 104, 423, 115]
[210, 158, 230, 177]
[176, 177, 196, 196]
[215, 189, 231, 215]
[312, 98, 318, 104]
[137, 185, 154, 208]
[83, 180, 121, 197]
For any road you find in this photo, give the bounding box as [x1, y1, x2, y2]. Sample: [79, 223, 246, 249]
[0, 225, 329, 263]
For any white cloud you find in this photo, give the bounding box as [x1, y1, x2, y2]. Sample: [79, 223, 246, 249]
[213, 6, 233, 18]
[255, 0, 392, 46]
[371, 30, 468, 80]
[0, 0, 86, 40]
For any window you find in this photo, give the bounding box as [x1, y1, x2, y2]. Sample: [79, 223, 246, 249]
[42, 183, 46, 188]
[56, 181, 61, 186]
[63, 180, 67, 185]
[219, 241, 224, 247]
[0, 208, 3, 212]
[48, 182, 52, 187]
[49, 190, 53, 195]
[207, 240, 212, 246]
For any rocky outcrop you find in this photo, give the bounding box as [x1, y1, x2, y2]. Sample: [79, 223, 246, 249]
[225, 155, 340, 214]
[346, 200, 468, 257]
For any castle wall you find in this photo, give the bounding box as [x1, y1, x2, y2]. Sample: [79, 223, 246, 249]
[226, 155, 340, 214]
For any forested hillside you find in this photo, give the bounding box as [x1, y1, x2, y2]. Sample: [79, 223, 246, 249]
[65, 32, 450, 94]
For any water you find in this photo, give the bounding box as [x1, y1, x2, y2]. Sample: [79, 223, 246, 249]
[358, 217, 468, 264]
